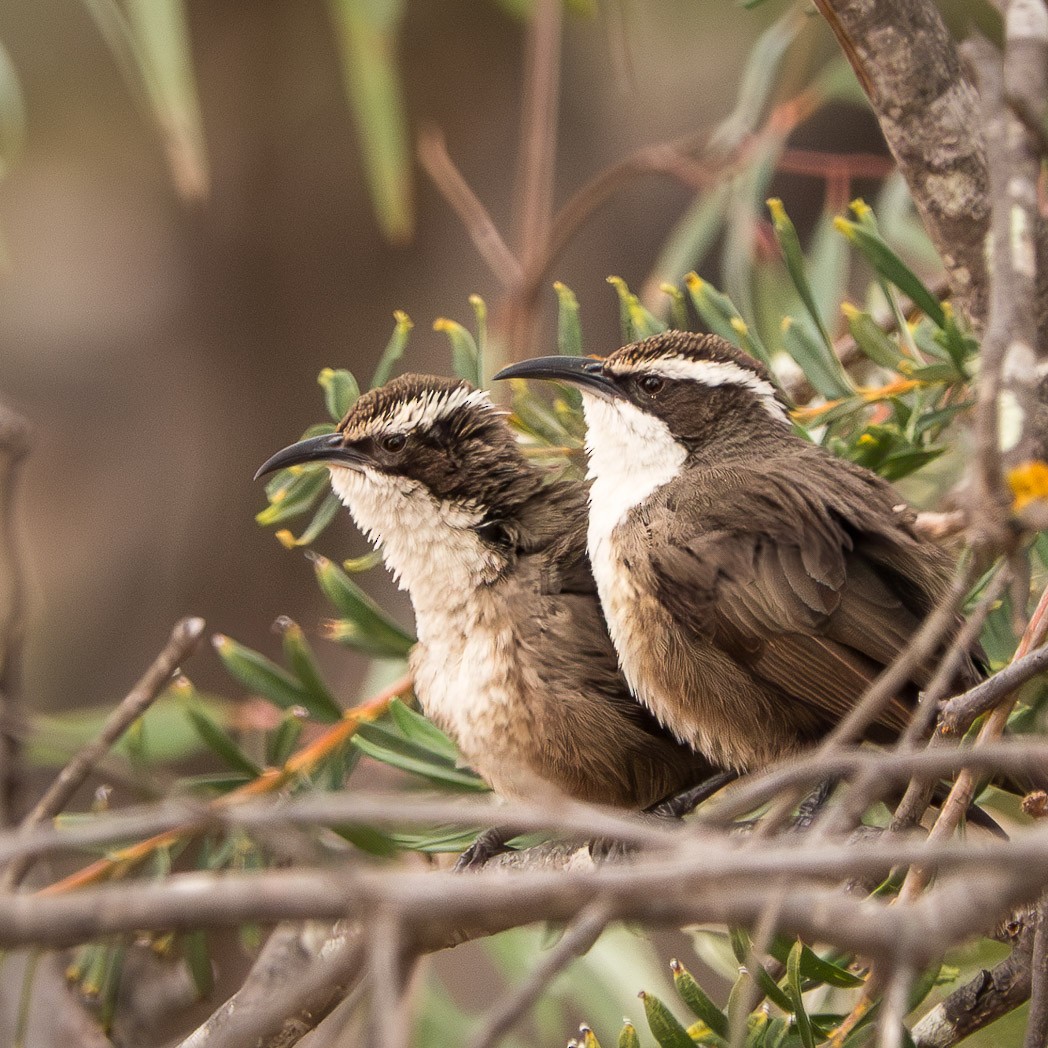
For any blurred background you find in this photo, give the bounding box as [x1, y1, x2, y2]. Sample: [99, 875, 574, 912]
[0, 0, 850, 717]
[0, 1, 1017, 1044]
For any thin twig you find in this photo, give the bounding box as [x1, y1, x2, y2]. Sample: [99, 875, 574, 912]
[466, 901, 611, 1048]
[369, 904, 410, 1048]
[940, 640, 1048, 735]
[417, 125, 523, 287]
[1025, 894, 1048, 1048]
[514, 0, 562, 270]
[3, 617, 205, 889]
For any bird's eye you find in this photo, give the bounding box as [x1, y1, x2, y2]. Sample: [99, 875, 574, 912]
[381, 433, 407, 453]
[639, 375, 664, 395]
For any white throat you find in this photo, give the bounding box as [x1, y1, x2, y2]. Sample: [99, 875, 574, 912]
[582, 393, 687, 539]
[327, 466, 501, 615]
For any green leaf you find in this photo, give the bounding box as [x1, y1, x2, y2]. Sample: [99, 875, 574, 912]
[312, 554, 415, 658]
[388, 698, 460, 762]
[212, 634, 313, 712]
[124, 0, 209, 200]
[186, 705, 263, 777]
[274, 491, 341, 549]
[389, 825, 482, 853]
[318, 368, 359, 422]
[470, 295, 488, 378]
[434, 317, 481, 385]
[766, 939, 863, 989]
[371, 310, 413, 387]
[333, 823, 400, 857]
[608, 276, 667, 342]
[684, 274, 772, 368]
[183, 930, 215, 998]
[266, 710, 305, 767]
[328, 0, 413, 241]
[256, 469, 329, 527]
[841, 304, 907, 371]
[728, 929, 793, 1013]
[767, 198, 834, 353]
[671, 959, 729, 1038]
[835, 215, 945, 329]
[780, 316, 853, 400]
[640, 991, 695, 1048]
[351, 729, 488, 791]
[555, 281, 584, 357]
[618, 1022, 641, 1048]
[661, 284, 691, 332]
[277, 618, 345, 722]
[786, 943, 816, 1048]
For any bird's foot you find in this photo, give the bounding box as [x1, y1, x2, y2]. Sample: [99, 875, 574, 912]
[588, 836, 635, 865]
[454, 827, 512, 871]
[792, 778, 838, 831]
[647, 769, 740, 821]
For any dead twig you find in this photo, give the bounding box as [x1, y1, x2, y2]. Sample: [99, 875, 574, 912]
[3, 616, 206, 889]
[466, 901, 611, 1048]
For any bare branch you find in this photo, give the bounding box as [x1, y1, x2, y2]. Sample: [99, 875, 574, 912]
[811, 0, 991, 331]
[940, 641, 1048, 735]
[912, 905, 1037, 1047]
[466, 901, 611, 1048]
[3, 616, 205, 889]
[417, 126, 523, 287]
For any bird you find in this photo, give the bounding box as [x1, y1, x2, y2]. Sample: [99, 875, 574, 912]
[255, 373, 733, 863]
[495, 331, 983, 774]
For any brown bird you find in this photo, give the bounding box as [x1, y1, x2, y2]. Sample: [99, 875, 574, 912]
[256, 374, 732, 861]
[496, 332, 982, 773]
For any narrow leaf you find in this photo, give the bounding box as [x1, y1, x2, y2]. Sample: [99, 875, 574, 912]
[554, 281, 584, 356]
[328, 0, 413, 241]
[640, 991, 695, 1048]
[212, 634, 312, 713]
[183, 930, 215, 997]
[768, 198, 833, 351]
[277, 618, 344, 722]
[780, 316, 853, 400]
[786, 942, 816, 1048]
[671, 959, 729, 1038]
[660, 284, 691, 332]
[371, 310, 413, 387]
[351, 731, 488, 791]
[275, 491, 341, 549]
[312, 554, 415, 658]
[834, 216, 945, 328]
[434, 318, 481, 385]
[841, 303, 906, 371]
[618, 1021, 641, 1048]
[470, 295, 488, 380]
[683, 273, 772, 368]
[388, 698, 459, 762]
[186, 705, 263, 777]
[256, 470, 329, 527]
[608, 276, 667, 341]
[318, 367, 359, 422]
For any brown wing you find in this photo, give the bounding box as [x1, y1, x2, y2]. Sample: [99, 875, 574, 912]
[647, 451, 966, 741]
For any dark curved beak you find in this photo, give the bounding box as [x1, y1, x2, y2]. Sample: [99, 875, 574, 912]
[493, 355, 619, 397]
[254, 432, 368, 481]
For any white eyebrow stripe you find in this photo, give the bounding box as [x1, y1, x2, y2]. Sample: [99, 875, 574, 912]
[613, 355, 789, 424]
[383, 386, 493, 433]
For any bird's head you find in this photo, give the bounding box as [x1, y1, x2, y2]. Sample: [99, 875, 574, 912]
[256, 374, 543, 594]
[496, 332, 790, 468]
